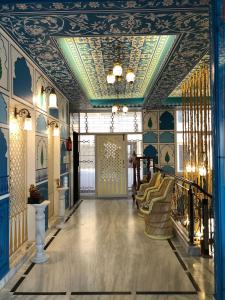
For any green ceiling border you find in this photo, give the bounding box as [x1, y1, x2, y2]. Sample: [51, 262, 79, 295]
[90, 98, 144, 107]
[57, 35, 176, 102]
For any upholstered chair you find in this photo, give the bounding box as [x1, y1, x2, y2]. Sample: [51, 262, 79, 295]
[135, 172, 161, 209]
[137, 172, 161, 196]
[140, 177, 174, 240]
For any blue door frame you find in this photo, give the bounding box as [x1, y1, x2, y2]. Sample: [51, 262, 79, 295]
[211, 0, 225, 299]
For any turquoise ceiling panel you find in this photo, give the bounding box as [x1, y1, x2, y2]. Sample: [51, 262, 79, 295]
[57, 35, 176, 102]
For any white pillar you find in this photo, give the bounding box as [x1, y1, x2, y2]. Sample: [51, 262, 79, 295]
[31, 201, 50, 264]
[56, 187, 69, 229]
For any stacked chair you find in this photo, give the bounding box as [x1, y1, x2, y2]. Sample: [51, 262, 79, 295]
[135, 172, 161, 210]
[140, 176, 174, 240]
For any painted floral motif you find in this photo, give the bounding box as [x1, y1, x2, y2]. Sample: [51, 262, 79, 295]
[0, 2, 209, 108]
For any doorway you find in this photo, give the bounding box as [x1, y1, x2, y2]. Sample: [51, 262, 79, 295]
[96, 134, 127, 197]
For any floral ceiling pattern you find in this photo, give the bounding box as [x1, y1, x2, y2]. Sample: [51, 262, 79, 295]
[58, 35, 176, 101]
[0, 0, 209, 110]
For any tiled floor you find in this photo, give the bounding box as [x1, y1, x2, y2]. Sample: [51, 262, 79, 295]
[0, 200, 214, 300]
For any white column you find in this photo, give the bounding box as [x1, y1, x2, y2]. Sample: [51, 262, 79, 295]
[56, 187, 69, 229]
[31, 201, 50, 264]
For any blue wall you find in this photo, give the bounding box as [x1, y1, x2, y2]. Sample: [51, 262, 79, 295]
[211, 1, 225, 299]
[0, 198, 9, 279]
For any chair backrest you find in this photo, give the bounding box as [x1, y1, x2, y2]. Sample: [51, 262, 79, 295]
[157, 176, 174, 195]
[149, 172, 161, 188]
[142, 172, 161, 197]
[149, 177, 174, 211]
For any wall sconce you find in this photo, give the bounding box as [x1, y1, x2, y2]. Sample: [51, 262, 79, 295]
[41, 86, 58, 109]
[48, 120, 59, 137]
[14, 107, 32, 131]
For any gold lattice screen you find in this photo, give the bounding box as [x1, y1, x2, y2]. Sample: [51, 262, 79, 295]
[9, 110, 27, 256]
[182, 65, 212, 193]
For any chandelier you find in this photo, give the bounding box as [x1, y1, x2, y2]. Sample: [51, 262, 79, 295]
[112, 104, 128, 114]
[107, 64, 135, 84]
[107, 45, 135, 114]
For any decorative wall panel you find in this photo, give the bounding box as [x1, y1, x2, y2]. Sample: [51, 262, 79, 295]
[0, 34, 9, 92]
[143, 109, 175, 174]
[9, 112, 27, 255]
[36, 113, 47, 134]
[11, 47, 34, 103]
[49, 108, 59, 119]
[60, 140, 69, 174]
[59, 97, 68, 123]
[143, 111, 158, 131]
[0, 93, 8, 125]
[47, 129, 54, 219]
[0, 198, 9, 279]
[36, 136, 48, 183]
[159, 110, 175, 130]
[143, 143, 158, 165]
[35, 71, 48, 112]
[0, 127, 8, 196]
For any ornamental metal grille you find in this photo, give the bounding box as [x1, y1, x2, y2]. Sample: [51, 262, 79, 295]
[9, 111, 27, 256]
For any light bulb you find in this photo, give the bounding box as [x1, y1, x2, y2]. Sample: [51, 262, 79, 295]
[24, 116, 32, 131]
[199, 165, 207, 176]
[186, 164, 192, 173]
[123, 106, 128, 113]
[107, 73, 115, 84]
[49, 88, 58, 109]
[112, 105, 118, 114]
[53, 124, 59, 137]
[126, 70, 135, 83]
[113, 63, 123, 77]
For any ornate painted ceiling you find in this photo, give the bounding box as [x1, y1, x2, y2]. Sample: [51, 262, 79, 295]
[168, 54, 210, 97]
[57, 35, 176, 102]
[0, 0, 209, 110]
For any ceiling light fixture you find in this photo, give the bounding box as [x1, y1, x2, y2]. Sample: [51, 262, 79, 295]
[106, 72, 116, 84]
[113, 63, 123, 77]
[111, 104, 128, 114]
[14, 107, 32, 131]
[41, 86, 58, 109]
[126, 69, 135, 83]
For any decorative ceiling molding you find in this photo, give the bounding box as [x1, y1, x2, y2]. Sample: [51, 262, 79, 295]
[58, 35, 176, 100]
[0, 1, 209, 13]
[0, 0, 209, 110]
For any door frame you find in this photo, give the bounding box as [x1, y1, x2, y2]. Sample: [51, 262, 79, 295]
[95, 133, 128, 198]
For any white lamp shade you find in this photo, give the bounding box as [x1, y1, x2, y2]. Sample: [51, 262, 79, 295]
[107, 73, 116, 84]
[112, 105, 118, 113]
[49, 90, 58, 108]
[126, 71, 135, 83]
[53, 125, 59, 137]
[113, 63, 123, 77]
[24, 117, 32, 131]
[186, 164, 192, 173]
[123, 105, 128, 113]
[199, 165, 207, 176]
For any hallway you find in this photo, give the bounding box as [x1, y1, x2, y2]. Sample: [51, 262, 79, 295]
[1, 200, 214, 300]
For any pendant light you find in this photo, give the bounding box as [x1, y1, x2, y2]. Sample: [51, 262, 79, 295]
[126, 70, 135, 83]
[113, 63, 123, 77]
[107, 72, 116, 84]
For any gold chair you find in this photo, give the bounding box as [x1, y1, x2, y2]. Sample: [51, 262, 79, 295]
[140, 177, 174, 240]
[137, 172, 161, 196]
[135, 172, 161, 210]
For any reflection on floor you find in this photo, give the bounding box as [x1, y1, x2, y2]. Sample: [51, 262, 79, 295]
[0, 200, 214, 300]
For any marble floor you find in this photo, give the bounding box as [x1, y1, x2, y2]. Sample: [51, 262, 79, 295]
[0, 200, 214, 300]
